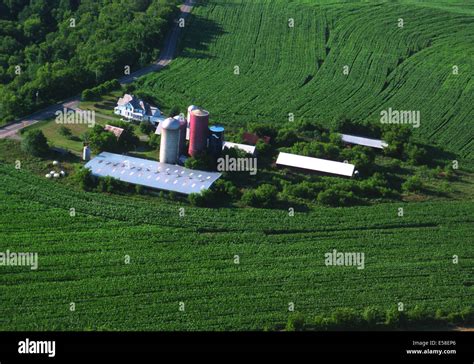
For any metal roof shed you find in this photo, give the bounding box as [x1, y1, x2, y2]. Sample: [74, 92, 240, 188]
[222, 141, 256, 155]
[276, 152, 355, 177]
[84, 152, 221, 195]
[340, 134, 388, 149]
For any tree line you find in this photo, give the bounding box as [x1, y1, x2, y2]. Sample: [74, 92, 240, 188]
[0, 0, 179, 125]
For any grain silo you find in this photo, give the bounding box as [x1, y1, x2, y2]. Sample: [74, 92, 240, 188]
[160, 117, 180, 164]
[188, 108, 209, 157]
[177, 114, 188, 156]
[82, 145, 91, 161]
[208, 125, 224, 158]
[187, 105, 198, 122]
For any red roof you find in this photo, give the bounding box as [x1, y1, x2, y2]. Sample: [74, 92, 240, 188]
[242, 132, 271, 145]
[104, 124, 124, 139]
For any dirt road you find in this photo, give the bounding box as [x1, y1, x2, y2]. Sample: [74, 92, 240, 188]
[0, 0, 194, 139]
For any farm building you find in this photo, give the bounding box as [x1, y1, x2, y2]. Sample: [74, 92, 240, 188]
[340, 134, 388, 149]
[276, 152, 355, 177]
[242, 132, 271, 145]
[104, 125, 124, 139]
[222, 141, 256, 156]
[114, 94, 164, 125]
[84, 152, 221, 195]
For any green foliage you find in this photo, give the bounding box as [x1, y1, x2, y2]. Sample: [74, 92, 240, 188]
[81, 79, 122, 101]
[241, 184, 278, 207]
[58, 125, 72, 137]
[96, 176, 132, 194]
[362, 306, 384, 326]
[385, 307, 408, 329]
[406, 144, 429, 165]
[184, 152, 214, 171]
[251, 124, 278, 141]
[402, 176, 423, 193]
[0, 0, 178, 123]
[382, 126, 412, 158]
[317, 188, 359, 206]
[275, 129, 300, 147]
[88, 125, 118, 153]
[0, 160, 472, 330]
[148, 133, 160, 149]
[168, 105, 180, 117]
[331, 308, 362, 329]
[73, 166, 95, 191]
[133, 0, 473, 161]
[139, 121, 155, 135]
[21, 129, 49, 157]
[285, 313, 305, 331]
[188, 189, 215, 207]
[88, 123, 139, 153]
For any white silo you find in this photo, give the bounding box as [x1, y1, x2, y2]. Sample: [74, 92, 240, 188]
[159, 117, 180, 164]
[187, 105, 198, 122]
[82, 145, 91, 161]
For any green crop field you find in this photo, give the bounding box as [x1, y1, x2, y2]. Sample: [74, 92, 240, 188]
[0, 156, 473, 330]
[137, 0, 474, 159]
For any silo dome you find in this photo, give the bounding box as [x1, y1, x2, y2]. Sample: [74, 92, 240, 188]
[161, 117, 180, 130]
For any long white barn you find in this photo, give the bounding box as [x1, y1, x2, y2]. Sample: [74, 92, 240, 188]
[85, 152, 221, 195]
[276, 152, 355, 177]
[340, 134, 388, 149]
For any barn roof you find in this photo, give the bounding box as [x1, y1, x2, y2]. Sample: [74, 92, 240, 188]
[340, 134, 388, 149]
[84, 152, 221, 195]
[276, 152, 355, 177]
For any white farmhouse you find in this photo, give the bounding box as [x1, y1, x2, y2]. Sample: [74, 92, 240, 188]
[114, 94, 164, 125]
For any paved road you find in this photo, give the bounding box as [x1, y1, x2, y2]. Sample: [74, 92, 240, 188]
[0, 0, 194, 139]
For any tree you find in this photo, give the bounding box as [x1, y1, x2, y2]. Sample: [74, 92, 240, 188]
[185, 152, 214, 171]
[21, 129, 49, 156]
[139, 120, 154, 135]
[169, 105, 180, 117]
[276, 129, 299, 147]
[188, 189, 215, 207]
[251, 123, 278, 141]
[285, 313, 305, 331]
[317, 188, 359, 207]
[88, 125, 117, 153]
[385, 307, 408, 329]
[74, 166, 95, 191]
[406, 144, 429, 165]
[241, 184, 277, 207]
[402, 176, 423, 193]
[81, 89, 97, 101]
[362, 306, 384, 327]
[382, 125, 412, 158]
[148, 133, 160, 149]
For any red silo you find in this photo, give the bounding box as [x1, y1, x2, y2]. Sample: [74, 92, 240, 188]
[188, 108, 209, 157]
